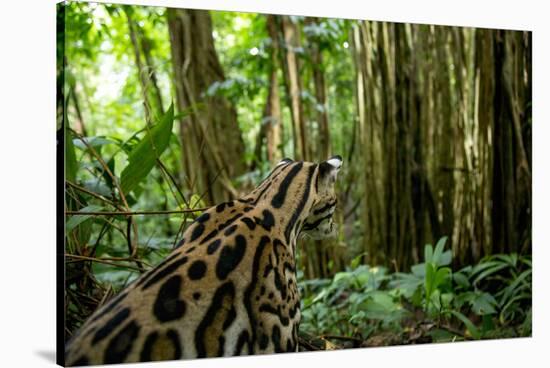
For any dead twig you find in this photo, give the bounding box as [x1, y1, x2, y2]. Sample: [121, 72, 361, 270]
[66, 208, 208, 216]
[299, 337, 322, 351]
[65, 254, 150, 272]
[65, 180, 120, 209]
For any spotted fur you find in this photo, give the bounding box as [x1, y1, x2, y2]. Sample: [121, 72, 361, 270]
[65, 156, 342, 365]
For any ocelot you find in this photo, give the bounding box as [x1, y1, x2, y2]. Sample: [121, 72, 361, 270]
[65, 156, 342, 366]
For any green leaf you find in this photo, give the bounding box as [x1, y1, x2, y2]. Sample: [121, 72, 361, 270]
[432, 236, 447, 265]
[471, 292, 497, 315]
[439, 250, 452, 266]
[499, 269, 532, 307]
[350, 253, 363, 270]
[434, 267, 451, 290]
[411, 263, 426, 277]
[66, 204, 103, 232]
[453, 272, 471, 289]
[450, 310, 481, 340]
[73, 136, 116, 150]
[472, 263, 509, 285]
[424, 262, 436, 299]
[120, 104, 175, 196]
[424, 244, 433, 263]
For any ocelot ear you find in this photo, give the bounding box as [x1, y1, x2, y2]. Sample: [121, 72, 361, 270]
[318, 155, 342, 183]
[276, 158, 294, 167]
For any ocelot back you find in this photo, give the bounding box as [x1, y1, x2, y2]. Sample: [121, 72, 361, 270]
[65, 156, 342, 366]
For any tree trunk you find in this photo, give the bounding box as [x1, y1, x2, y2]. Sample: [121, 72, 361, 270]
[254, 15, 283, 167]
[167, 8, 246, 205]
[279, 16, 308, 160]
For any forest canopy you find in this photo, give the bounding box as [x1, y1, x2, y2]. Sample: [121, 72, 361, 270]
[61, 1, 531, 349]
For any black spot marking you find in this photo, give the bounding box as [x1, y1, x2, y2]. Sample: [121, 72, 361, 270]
[207, 239, 222, 255]
[200, 229, 219, 245]
[244, 206, 254, 212]
[241, 217, 256, 230]
[153, 275, 185, 322]
[103, 320, 140, 364]
[174, 238, 185, 249]
[284, 165, 315, 243]
[140, 331, 158, 362]
[224, 224, 238, 236]
[263, 264, 273, 277]
[259, 304, 289, 326]
[216, 235, 247, 280]
[195, 282, 236, 358]
[271, 162, 303, 208]
[272, 325, 282, 353]
[217, 336, 226, 356]
[238, 197, 254, 204]
[259, 333, 269, 350]
[196, 212, 211, 223]
[215, 202, 226, 213]
[190, 223, 205, 242]
[166, 329, 182, 359]
[193, 292, 201, 300]
[185, 246, 196, 254]
[234, 330, 250, 355]
[313, 199, 337, 215]
[222, 304, 237, 330]
[243, 236, 270, 348]
[188, 260, 207, 280]
[142, 256, 188, 290]
[255, 209, 275, 231]
[218, 214, 243, 231]
[303, 213, 332, 231]
[92, 307, 130, 345]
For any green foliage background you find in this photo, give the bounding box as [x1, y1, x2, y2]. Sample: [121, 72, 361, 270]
[62, 2, 531, 348]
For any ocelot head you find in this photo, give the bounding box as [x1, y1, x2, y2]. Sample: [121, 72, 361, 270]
[266, 155, 342, 241]
[301, 155, 342, 239]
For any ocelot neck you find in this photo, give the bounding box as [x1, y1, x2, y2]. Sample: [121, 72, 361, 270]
[240, 161, 319, 247]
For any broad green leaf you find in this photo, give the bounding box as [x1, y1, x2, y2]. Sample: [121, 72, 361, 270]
[439, 250, 453, 266]
[424, 244, 433, 263]
[65, 204, 103, 232]
[453, 272, 471, 289]
[411, 262, 425, 277]
[471, 292, 497, 315]
[120, 103, 175, 196]
[434, 267, 451, 290]
[432, 236, 447, 265]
